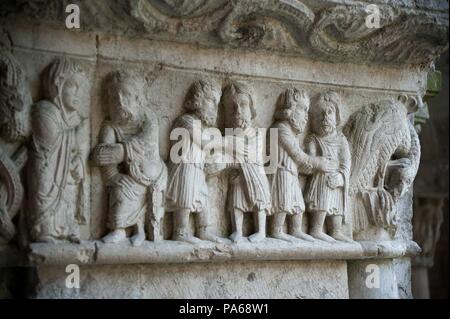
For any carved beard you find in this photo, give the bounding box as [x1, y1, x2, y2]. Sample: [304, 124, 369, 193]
[289, 117, 303, 134]
[234, 115, 251, 129]
[318, 120, 336, 136]
[196, 110, 216, 127]
[113, 107, 139, 125]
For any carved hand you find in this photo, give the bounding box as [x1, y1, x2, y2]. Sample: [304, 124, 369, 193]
[94, 143, 125, 166]
[316, 157, 339, 173]
[205, 162, 226, 176]
[326, 172, 344, 189]
[70, 156, 84, 183]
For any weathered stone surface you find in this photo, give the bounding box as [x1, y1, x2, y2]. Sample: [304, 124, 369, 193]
[0, 0, 447, 299]
[1, 0, 447, 66]
[33, 260, 349, 298]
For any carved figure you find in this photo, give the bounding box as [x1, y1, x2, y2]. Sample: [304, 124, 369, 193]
[304, 91, 352, 242]
[269, 88, 338, 242]
[93, 70, 167, 246]
[28, 57, 88, 243]
[166, 79, 226, 244]
[223, 81, 271, 243]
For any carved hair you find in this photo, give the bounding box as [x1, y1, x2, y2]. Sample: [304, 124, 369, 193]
[105, 70, 145, 95]
[274, 87, 309, 121]
[312, 90, 342, 126]
[103, 70, 146, 121]
[183, 79, 221, 112]
[44, 56, 85, 102]
[222, 81, 256, 119]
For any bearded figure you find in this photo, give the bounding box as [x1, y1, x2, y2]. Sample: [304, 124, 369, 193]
[166, 79, 226, 244]
[268, 88, 337, 242]
[93, 70, 167, 246]
[223, 81, 271, 243]
[304, 91, 352, 243]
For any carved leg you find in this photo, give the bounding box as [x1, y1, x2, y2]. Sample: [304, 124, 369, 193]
[197, 208, 229, 244]
[173, 210, 202, 244]
[150, 205, 164, 243]
[249, 210, 266, 243]
[131, 221, 146, 247]
[270, 213, 297, 242]
[290, 213, 315, 242]
[102, 228, 126, 244]
[229, 208, 245, 243]
[328, 215, 353, 242]
[309, 211, 336, 243]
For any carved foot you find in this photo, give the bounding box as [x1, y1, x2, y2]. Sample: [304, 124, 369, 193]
[248, 232, 266, 243]
[130, 232, 146, 247]
[330, 232, 353, 243]
[102, 229, 126, 244]
[69, 234, 81, 244]
[291, 231, 316, 242]
[309, 231, 336, 243]
[270, 231, 298, 243]
[173, 234, 203, 244]
[36, 236, 59, 244]
[200, 232, 230, 244]
[229, 232, 245, 243]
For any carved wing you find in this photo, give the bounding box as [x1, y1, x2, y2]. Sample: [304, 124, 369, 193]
[343, 100, 411, 232]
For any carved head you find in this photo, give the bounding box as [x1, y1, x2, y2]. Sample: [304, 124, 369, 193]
[397, 94, 424, 115]
[222, 81, 256, 129]
[44, 57, 88, 119]
[105, 70, 145, 125]
[0, 49, 31, 142]
[311, 91, 342, 136]
[183, 79, 221, 127]
[274, 87, 309, 134]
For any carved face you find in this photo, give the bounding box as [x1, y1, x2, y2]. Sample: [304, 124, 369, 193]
[230, 93, 252, 129]
[61, 73, 85, 113]
[196, 91, 219, 127]
[109, 81, 140, 124]
[314, 104, 337, 136]
[290, 98, 309, 134]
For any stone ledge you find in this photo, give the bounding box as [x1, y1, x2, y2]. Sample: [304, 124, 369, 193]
[27, 239, 421, 266]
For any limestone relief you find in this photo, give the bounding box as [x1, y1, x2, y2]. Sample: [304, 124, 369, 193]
[344, 94, 421, 238]
[27, 57, 89, 244]
[0, 62, 425, 247]
[93, 70, 167, 246]
[0, 48, 31, 243]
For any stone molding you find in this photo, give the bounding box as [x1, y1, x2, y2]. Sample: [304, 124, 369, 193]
[1, 0, 448, 67]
